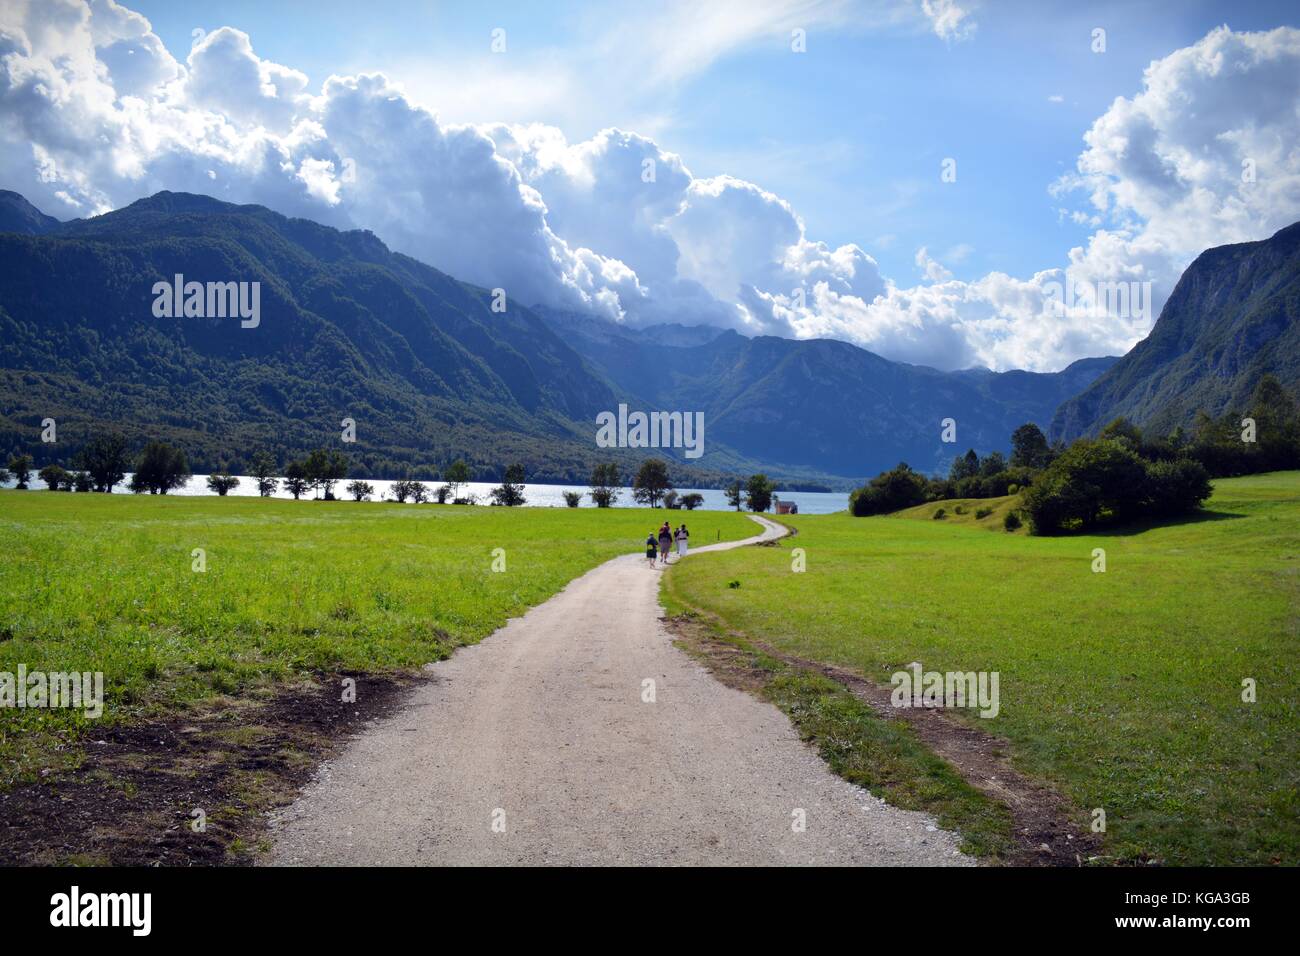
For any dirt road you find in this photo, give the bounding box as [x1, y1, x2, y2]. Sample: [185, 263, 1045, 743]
[268, 516, 973, 866]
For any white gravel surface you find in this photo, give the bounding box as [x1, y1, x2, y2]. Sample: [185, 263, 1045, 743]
[267, 516, 974, 866]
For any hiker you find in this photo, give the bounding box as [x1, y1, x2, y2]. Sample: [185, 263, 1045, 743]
[645, 531, 658, 568]
[658, 522, 673, 565]
[676, 524, 689, 557]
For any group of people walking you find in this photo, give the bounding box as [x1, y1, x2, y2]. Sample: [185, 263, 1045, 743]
[645, 521, 689, 567]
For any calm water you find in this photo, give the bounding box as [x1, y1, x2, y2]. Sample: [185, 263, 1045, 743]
[6, 475, 850, 514]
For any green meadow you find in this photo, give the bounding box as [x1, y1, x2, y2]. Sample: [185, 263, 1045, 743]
[0, 492, 755, 784]
[665, 472, 1300, 866]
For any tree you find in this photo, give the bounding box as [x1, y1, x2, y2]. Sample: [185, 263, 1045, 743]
[680, 493, 704, 510]
[304, 448, 348, 500]
[562, 490, 582, 508]
[1022, 439, 1148, 534]
[949, 448, 980, 482]
[0, 466, 10, 485]
[632, 458, 672, 508]
[1010, 423, 1051, 470]
[1098, 417, 1143, 451]
[724, 479, 744, 511]
[391, 477, 428, 503]
[745, 474, 775, 513]
[444, 459, 472, 502]
[433, 484, 451, 504]
[71, 471, 93, 492]
[489, 463, 527, 506]
[850, 463, 929, 517]
[7, 454, 32, 489]
[284, 461, 310, 500]
[1245, 374, 1300, 472]
[1144, 459, 1212, 518]
[979, 451, 1007, 478]
[131, 441, 191, 495]
[38, 464, 69, 491]
[207, 472, 240, 496]
[663, 489, 680, 510]
[588, 462, 621, 508]
[77, 432, 130, 493]
[250, 451, 279, 497]
[346, 480, 375, 501]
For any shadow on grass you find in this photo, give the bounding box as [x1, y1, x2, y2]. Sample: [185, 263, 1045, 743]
[1074, 508, 1248, 538]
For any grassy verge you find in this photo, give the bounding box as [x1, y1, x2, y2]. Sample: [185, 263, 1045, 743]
[663, 473, 1300, 866]
[0, 491, 756, 784]
[663, 601, 1017, 860]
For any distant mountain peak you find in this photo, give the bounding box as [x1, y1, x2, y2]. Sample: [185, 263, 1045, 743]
[1052, 221, 1300, 440]
[0, 189, 61, 235]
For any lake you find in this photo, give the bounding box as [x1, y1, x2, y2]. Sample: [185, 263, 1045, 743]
[6, 475, 851, 515]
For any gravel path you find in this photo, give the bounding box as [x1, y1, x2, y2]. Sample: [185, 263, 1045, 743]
[267, 516, 974, 866]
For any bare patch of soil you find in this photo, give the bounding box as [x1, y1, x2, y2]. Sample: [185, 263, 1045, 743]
[0, 672, 420, 866]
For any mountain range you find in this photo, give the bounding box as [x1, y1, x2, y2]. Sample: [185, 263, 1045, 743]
[1053, 221, 1300, 441]
[0, 188, 1293, 489]
[540, 307, 1115, 478]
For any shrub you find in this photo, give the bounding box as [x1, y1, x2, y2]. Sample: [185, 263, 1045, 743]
[975, 507, 993, 520]
[954, 505, 966, 515]
[1007, 484, 1018, 495]
[1023, 438, 1210, 534]
[850, 463, 929, 516]
[206, 472, 240, 496]
[1003, 511, 1022, 532]
[1023, 439, 1147, 534]
[679, 493, 704, 510]
[38, 464, 69, 491]
[489, 463, 526, 506]
[562, 490, 582, 508]
[932, 508, 947, 520]
[1143, 458, 1212, 517]
[346, 480, 375, 502]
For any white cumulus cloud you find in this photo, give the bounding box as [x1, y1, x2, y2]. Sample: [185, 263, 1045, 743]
[0, 3, 1296, 374]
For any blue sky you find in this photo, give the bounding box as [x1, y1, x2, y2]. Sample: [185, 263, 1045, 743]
[125, 0, 1299, 284]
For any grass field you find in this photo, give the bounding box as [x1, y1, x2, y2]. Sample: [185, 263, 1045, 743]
[665, 472, 1300, 865]
[0, 492, 756, 784]
[895, 493, 1023, 530]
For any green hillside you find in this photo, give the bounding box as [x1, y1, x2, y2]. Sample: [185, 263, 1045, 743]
[0, 192, 777, 486]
